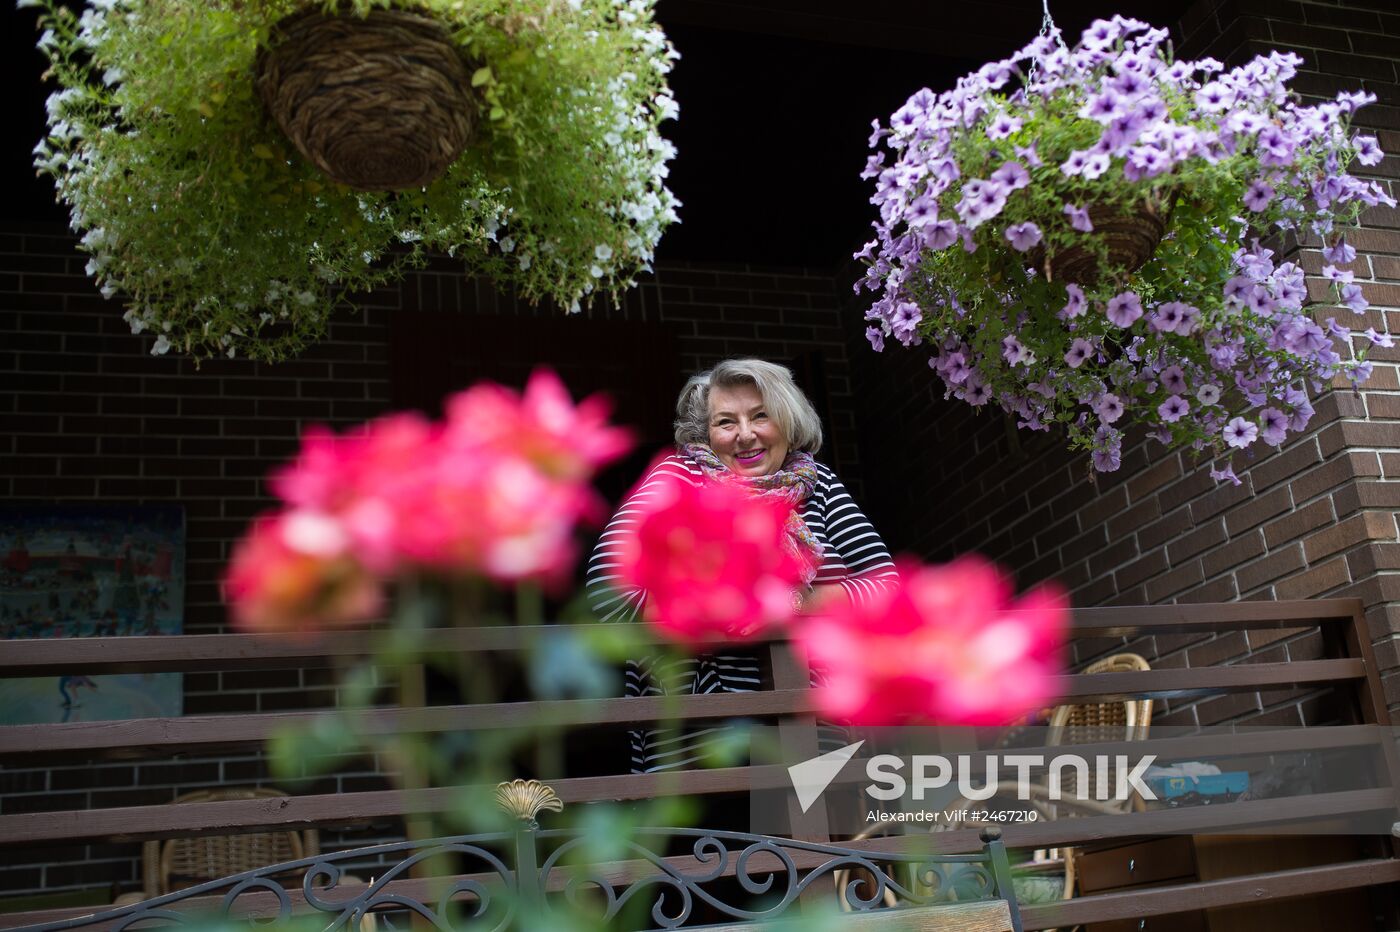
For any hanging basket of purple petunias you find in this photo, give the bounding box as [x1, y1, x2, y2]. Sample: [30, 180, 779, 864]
[857, 15, 1393, 480]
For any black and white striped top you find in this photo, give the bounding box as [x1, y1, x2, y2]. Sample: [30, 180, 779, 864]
[586, 453, 899, 773]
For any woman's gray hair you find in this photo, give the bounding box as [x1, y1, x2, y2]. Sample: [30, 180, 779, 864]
[673, 358, 823, 453]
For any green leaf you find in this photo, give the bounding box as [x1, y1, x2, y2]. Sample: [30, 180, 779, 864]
[471, 66, 493, 87]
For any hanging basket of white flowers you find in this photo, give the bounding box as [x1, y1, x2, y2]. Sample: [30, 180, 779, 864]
[28, 0, 680, 362]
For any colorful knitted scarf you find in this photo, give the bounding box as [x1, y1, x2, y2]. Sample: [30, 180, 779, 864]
[682, 443, 824, 586]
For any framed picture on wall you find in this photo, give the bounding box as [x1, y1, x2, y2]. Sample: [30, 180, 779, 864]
[0, 504, 185, 724]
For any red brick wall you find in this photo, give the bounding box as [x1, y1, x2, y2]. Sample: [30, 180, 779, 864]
[843, 0, 1400, 725]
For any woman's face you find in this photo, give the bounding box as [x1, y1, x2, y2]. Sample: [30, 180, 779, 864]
[707, 382, 790, 477]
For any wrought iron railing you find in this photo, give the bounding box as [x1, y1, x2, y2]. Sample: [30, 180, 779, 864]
[11, 818, 1022, 932]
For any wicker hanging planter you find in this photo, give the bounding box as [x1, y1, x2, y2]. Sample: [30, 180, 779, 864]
[255, 9, 479, 191]
[1029, 199, 1170, 287]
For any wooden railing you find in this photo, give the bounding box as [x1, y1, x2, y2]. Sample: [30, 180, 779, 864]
[1, 598, 1397, 930]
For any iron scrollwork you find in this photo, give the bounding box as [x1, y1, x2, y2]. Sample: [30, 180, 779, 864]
[532, 827, 1012, 928]
[18, 787, 1020, 932]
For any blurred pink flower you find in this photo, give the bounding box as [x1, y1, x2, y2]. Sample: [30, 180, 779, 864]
[798, 557, 1066, 725]
[445, 368, 633, 482]
[224, 513, 383, 632]
[619, 476, 807, 643]
[227, 370, 635, 625]
[388, 453, 593, 586]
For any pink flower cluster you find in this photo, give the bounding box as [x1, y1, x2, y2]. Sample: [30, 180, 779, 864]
[224, 370, 632, 632]
[618, 475, 809, 644]
[801, 558, 1066, 726]
[616, 475, 1067, 726]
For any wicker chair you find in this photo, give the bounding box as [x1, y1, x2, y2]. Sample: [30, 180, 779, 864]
[108, 787, 384, 926]
[120, 788, 319, 899]
[836, 653, 1155, 925]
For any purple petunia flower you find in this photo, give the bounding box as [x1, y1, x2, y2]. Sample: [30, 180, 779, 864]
[963, 375, 992, 406]
[1195, 81, 1235, 112]
[956, 178, 1009, 227]
[1064, 203, 1093, 232]
[1094, 393, 1125, 424]
[904, 196, 938, 227]
[1340, 283, 1369, 314]
[1223, 416, 1258, 449]
[1347, 360, 1374, 385]
[1258, 407, 1288, 446]
[1104, 112, 1147, 153]
[944, 351, 971, 383]
[1092, 448, 1122, 472]
[1271, 316, 1329, 355]
[1002, 335, 1035, 366]
[1256, 125, 1296, 166]
[1157, 395, 1190, 423]
[1005, 222, 1043, 251]
[1080, 90, 1123, 123]
[1229, 111, 1267, 136]
[1247, 288, 1278, 317]
[1111, 70, 1150, 99]
[991, 161, 1031, 191]
[1082, 18, 1119, 50]
[1353, 134, 1384, 166]
[1059, 283, 1087, 320]
[1124, 145, 1170, 180]
[1014, 143, 1043, 168]
[1208, 340, 1240, 371]
[1065, 338, 1094, 368]
[1060, 149, 1092, 177]
[1243, 180, 1275, 211]
[1322, 264, 1354, 284]
[1160, 365, 1187, 394]
[1283, 387, 1313, 432]
[1363, 328, 1395, 348]
[866, 326, 885, 352]
[1105, 291, 1144, 327]
[1223, 275, 1253, 305]
[923, 219, 959, 250]
[1081, 152, 1112, 179]
[1150, 302, 1184, 333]
[1322, 239, 1356, 264]
[1210, 462, 1242, 486]
[987, 112, 1023, 140]
[1090, 423, 1123, 472]
[891, 302, 922, 346]
[1197, 384, 1222, 405]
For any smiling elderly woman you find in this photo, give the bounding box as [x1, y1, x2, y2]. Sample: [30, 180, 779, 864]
[586, 358, 898, 774]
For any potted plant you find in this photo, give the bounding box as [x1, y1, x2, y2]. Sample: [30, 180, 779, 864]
[26, 0, 679, 362]
[857, 15, 1393, 480]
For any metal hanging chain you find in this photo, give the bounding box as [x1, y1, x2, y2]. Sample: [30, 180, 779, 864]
[1026, 0, 1069, 86]
[1040, 0, 1067, 48]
